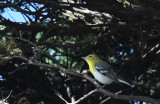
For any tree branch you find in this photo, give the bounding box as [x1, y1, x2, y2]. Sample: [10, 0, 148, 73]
[97, 88, 159, 104]
[56, 89, 97, 104]
[73, 89, 97, 104]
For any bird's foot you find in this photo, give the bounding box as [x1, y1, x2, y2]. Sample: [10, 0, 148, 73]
[97, 84, 107, 89]
[92, 78, 97, 81]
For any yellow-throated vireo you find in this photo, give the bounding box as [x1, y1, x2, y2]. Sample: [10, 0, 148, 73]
[82, 54, 134, 87]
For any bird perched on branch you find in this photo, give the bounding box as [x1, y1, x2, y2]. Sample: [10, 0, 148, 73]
[82, 54, 134, 87]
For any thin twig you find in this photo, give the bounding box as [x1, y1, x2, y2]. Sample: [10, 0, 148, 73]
[97, 88, 159, 104]
[73, 89, 97, 104]
[4, 90, 13, 101]
[56, 89, 97, 104]
[0, 90, 13, 104]
[55, 93, 69, 104]
[100, 90, 123, 104]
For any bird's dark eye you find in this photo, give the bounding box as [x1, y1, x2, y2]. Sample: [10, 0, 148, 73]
[89, 55, 93, 58]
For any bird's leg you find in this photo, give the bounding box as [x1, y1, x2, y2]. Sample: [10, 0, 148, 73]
[91, 79, 107, 88]
[96, 84, 107, 89]
[92, 78, 97, 81]
[100, 84, 107, 88]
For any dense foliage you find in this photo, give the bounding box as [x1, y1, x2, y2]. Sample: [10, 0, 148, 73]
[0, 0, 160, 104]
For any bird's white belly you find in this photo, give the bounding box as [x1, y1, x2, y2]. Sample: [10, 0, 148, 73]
[93, 71, 113, 84]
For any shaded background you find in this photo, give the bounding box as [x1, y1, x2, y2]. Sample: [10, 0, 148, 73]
[0, 0, 160, 104]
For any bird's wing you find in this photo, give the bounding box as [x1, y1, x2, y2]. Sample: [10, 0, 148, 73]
[95, 61, 119, 82]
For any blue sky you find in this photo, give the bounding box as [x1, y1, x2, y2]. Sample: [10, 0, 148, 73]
[2, 8, 29, 22]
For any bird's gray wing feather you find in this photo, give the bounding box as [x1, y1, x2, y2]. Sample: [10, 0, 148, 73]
[95, 61, 119, 83]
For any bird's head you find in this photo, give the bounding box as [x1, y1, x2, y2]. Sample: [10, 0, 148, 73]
[81, 54, 100, 64]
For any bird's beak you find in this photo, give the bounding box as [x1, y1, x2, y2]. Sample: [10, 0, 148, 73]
[81, 57, 87, 60]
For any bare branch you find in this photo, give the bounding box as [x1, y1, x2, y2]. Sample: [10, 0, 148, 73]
[97, 88, 159, 104]
[55, 93, 69, 104]
[0, 90, 13, 104]
[73, 89, 97, 104]
[56, 89, 97, 104]
[100, 90, 123, 104]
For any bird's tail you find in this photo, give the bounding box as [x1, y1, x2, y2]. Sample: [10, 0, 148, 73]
[118, 79, 134, 88]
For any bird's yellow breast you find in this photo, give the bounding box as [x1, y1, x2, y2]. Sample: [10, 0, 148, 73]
[86, 60, 97, 73]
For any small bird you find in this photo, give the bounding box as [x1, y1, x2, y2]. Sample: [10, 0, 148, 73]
[82, 54, 134, 87]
